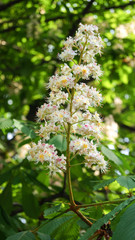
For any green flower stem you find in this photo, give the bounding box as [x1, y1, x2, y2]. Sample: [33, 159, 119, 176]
[66, 87, 76, 206]
[70, 163, 84, 167]
[66, 38, 93, 228]
[66, 122, 75, 206]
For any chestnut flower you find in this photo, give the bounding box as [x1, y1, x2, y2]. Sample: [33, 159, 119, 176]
[28, 23, 107, 174]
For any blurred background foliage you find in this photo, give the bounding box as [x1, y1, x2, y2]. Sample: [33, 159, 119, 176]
[0, 0, 135, 239]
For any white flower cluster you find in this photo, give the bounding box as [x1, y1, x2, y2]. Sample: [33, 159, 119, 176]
[28, 141, 66, 173]
[28, 23, 107, 173]
[70, 138, 105, 171]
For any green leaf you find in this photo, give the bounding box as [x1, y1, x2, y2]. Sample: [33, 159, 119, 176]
[44, 204, 62, 217]
[24, 171, 50, 192]
[13, 119, 36, 139]
[0, 140, 6, 151]
[85, 206, 103, 220]
[114, 151, 132, 172]
[49, 135, 67, 152]
[101, 146, 122, 165]
[0, 207, 16, 237]
[93, 176, 135, 191]
[94, 178, 116, 190]
[38, 215, 73, 235]
[37, 232, 51, 240]
[52, 217, 79, 240]
[18, 138, 32, 148]
[117, 176, 135, 189]
[0, 181, 12, 214]
[22, 184, 40, 218]
[80, 196, 135, 240]
[0, 171, 12, 185]
[0, 118, 13, 129]
[112, 203, 135, 240]
[37, 171, 50, 187]
[6, 231, 35, 240]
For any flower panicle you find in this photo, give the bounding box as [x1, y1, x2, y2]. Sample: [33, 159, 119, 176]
[28, 23, 107, 174]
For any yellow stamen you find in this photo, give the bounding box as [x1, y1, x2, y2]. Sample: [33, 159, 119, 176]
[39, 154, 44, 161]
[62, 79, 67, 84]
[83, 144, 88, 148]
[82, 69, 87, 74]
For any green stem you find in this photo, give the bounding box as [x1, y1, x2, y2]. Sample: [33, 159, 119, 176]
[66, 38, 93, 229]
[76, 198, 128, 209]
[70, 163, 84, 167]
[66, 123, 75, 206]
[74, 210, 93, 226]
[66, 88, 76, 206]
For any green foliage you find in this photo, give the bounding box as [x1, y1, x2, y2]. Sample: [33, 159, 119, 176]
[0, 207, 17, 237]
[38, 214, 73, 235]
[94, 175, 135, 190]
[0, 118, 13, 130]
[112, 203, 135, 240]
[117, 176, 135, 189]
[0, 181, 12, 214]
[38, 213, 79, 240]
[49, 134, 67, 152]
[44, 204, 62, 218]
[0, 0, 135, 239]
[80, 196, 135, 240]
[52, 217, 79, 240]
[22, 183, 40, 219]
[101, 145, 122, 165]
[37, 232, 51, 240]
[94, 178, 116, 190]
[6, 231, 35, 240]
[13, 119, 36, 139]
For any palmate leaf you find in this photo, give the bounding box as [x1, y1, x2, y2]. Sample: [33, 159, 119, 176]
[52, 217, 79, 240]
[37, 232, 51, 240]
[44, 204, 62, 217]
[112, 203, 135, 240]
[38, 214, 73, 235]
[6, 231, 35, 240]
[80, 196, 135, 240]
[117, 176, 135, 189]
[0, 118, 13, 129]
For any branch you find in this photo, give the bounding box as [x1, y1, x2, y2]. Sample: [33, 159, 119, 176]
[0, 0, 26, 12]
[71, 207, 92, 226]
[76, 198, 128, 209]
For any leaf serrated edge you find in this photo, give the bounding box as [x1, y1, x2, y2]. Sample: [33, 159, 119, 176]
[80, 196, 135, 240]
